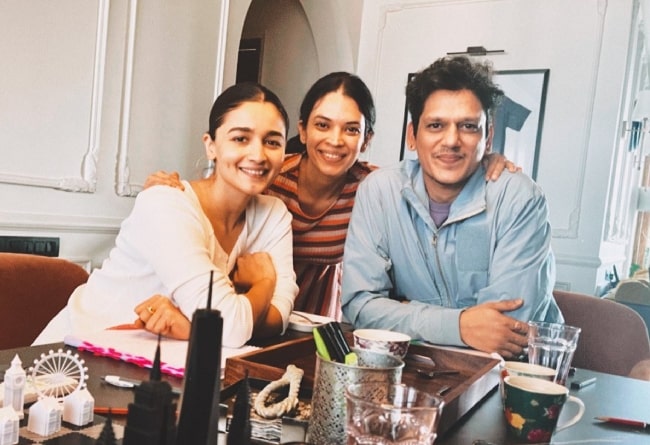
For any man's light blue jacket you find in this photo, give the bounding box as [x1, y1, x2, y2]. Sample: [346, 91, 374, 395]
[341, 159, 562, 347]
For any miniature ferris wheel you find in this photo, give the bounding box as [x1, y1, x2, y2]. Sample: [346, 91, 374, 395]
[28, 349, 88, 402]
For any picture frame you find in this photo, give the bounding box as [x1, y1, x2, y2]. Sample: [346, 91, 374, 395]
[399, 69, 550, 180]
[491, 69, 549, 179]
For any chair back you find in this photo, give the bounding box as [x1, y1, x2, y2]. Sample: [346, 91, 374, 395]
[0, 253, 89, 349]
[553, 290, 650, 376]
[611, 279, 650, 333]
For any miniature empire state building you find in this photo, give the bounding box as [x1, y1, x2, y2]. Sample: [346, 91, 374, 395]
[123, 336, 177, 445]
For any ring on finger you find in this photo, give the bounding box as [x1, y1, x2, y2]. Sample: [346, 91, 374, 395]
[147, 305, 155, 315]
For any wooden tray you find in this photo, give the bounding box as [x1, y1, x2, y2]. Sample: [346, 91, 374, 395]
[224, 336, 500, 436]
[401, 343, 501, 435]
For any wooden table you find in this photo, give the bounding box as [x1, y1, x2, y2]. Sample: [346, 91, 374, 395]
[3, 338, 650, 444]
[0, 342, 183, 413]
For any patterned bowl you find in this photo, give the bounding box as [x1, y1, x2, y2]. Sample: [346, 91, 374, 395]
[353, 329, 411, 359]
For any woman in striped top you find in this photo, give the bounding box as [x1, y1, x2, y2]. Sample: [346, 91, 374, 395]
[265, 72, 377, 319]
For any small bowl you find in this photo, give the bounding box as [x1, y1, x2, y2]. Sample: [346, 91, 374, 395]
[353, 328, 411, 359]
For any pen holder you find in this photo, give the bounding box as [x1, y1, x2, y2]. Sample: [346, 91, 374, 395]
[306, 348, 403, 445]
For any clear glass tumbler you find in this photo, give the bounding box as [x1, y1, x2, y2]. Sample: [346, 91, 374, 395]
[527, 321, 581, 385]
[345, 382, 444, 445]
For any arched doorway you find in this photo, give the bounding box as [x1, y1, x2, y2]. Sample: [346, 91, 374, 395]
[224, 0, 356, 137]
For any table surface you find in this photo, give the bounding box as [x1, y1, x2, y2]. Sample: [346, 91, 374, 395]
[3, 337, 650, 445]
[438, 366, 650, 444]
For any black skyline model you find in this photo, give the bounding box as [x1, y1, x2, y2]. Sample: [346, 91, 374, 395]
[123, 334, 178, 445]
[176, 270, 224, 445]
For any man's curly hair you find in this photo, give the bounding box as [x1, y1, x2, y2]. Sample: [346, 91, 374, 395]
[406, 56, 504, 134]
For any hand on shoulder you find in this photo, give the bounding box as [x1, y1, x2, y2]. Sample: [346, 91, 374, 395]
[483, 153, 521, 181]
[144, 170, 185, 191]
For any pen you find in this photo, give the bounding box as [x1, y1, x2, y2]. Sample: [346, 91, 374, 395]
[94, 406, 180, 416]
[102, 375, 182, 396]
[344, 352, 358, 365]
[595, 416, 650, 429]
[318, 324, 345, 363]
[327, 322, 352, 359]
[570, 377, 596, 389]
[94, 406, 129, 416]
[312, 328, 332, 361]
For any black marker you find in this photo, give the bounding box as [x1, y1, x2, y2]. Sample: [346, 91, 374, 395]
[570, 377, 596, 389]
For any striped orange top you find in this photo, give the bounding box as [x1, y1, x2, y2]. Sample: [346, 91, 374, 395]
[265, 153, 377, 319]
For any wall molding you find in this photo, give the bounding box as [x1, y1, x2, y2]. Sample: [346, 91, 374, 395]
[115, 0, 139, 197]
[605, 1, 644, 244]
[0, 0, 109, 193]
[0, 211, 121, 235]
[554, 252, 603, 269]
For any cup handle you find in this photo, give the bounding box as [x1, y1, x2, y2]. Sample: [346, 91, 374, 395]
[556, 395, 585, 432]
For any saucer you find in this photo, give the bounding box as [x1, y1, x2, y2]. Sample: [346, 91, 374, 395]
[288, 311, 335, 332]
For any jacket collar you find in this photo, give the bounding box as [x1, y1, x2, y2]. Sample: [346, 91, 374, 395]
[401, 160, 487, 226]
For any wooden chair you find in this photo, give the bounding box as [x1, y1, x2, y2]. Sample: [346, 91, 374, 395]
[553, 289, 650, 377]
[0, 253, 89, 349]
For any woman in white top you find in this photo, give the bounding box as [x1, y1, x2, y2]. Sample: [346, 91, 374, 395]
[35, 83, 298, 348]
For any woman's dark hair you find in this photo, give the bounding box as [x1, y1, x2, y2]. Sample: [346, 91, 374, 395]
[406, 56, 504, 134]
[208, 82, 289, 139]
[299, 72, 375, 137]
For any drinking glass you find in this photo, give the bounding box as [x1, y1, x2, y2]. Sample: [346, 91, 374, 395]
[345, 382, 444, 445]
[527, 321, 581, 385]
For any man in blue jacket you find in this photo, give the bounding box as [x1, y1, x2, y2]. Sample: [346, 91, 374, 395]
[341, 56, 562, 358]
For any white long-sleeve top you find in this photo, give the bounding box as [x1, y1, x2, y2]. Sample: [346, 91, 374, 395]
[35, 181, 298, 348]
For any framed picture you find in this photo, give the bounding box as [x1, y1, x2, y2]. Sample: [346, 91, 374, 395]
[491, 69, 549, 179]
[399, 73, 416, 162]
[399, 69, 550, 180]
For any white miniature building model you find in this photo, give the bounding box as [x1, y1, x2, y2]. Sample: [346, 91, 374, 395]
[0, 406, 19, 445]
[3, 355, 25, 420]
[27, 397, 62, 436]
[63, 388, 94, 426]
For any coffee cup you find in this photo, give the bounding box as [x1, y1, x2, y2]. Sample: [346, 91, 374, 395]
[501, 361, 557, 381]
[499, 361, 557, 402]
[353, 328, 411, 359]
[503, 375, 584, 444]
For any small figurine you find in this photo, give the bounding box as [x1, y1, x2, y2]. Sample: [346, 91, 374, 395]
[27, 396, 62, 436]
[227, 372, 251, 445]
[63, 387, 94, 426]
[0, 405, 19, 445]
[3, 355, 25, 420]
[95, 410, 118, 445]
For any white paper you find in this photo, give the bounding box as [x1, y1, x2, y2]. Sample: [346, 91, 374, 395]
[63, 329, 259, 379]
